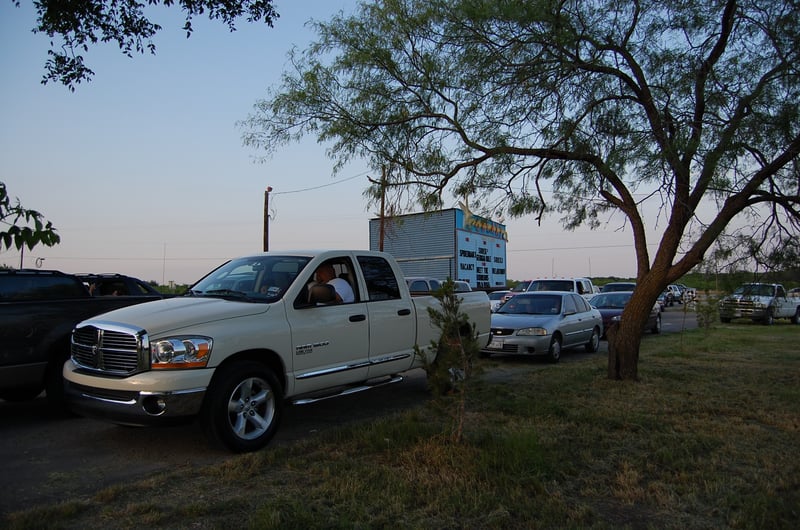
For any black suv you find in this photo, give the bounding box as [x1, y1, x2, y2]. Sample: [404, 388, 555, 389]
[0, 269, 163, 405]
[76, 273, 162, 297]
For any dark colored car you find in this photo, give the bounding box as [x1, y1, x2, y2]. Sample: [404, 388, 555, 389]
[76, 273, 162, 297]
[0, 269, 163, 405]
[601, 282, 637, 292]
[589, 291, 661, 337]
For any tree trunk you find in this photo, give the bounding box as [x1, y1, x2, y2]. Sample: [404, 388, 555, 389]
[606, 290, 655, 381]
[607, 321, 642, 380]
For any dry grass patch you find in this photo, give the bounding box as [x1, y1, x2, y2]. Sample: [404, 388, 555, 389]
[4, 326, 799, 529]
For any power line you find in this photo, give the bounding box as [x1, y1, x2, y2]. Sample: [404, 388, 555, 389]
[272, 171, 370, 195]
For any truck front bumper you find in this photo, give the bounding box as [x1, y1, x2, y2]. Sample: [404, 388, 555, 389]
[63, 360, 209, 426]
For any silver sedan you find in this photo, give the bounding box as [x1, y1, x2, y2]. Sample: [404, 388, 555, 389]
[481, 291, 603, 363]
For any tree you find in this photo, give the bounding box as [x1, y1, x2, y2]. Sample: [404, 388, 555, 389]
[0, 182, 61, 253]
[242, 0, 800, 380]
[13, 0, 279, 90]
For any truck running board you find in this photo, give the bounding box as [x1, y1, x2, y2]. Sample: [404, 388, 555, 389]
[291, 375, 404, 405]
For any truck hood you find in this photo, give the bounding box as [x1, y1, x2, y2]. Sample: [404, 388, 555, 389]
[80, 296, 271, 336]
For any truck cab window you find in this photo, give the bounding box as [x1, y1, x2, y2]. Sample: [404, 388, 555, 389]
[356, 256, 401, 301]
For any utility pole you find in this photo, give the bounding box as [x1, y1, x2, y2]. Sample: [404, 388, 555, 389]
[263, 186, 272, 252]
[379, 167, 386, 251]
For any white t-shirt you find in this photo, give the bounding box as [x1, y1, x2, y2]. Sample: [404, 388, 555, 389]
[327, 277, 355, 303]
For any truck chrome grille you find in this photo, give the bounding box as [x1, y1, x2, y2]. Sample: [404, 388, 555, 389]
[71, 324, 148, 375]
[721, 300, 754, 313]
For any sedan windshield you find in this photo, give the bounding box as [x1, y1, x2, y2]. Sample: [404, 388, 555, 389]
[590, 293, 632, 309]
[497, 294, 562, 315]
[189, 255, 311, 303]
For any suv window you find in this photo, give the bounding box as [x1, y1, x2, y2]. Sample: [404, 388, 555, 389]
[0, 274, 87, 300]
[357, 256, 401, 301]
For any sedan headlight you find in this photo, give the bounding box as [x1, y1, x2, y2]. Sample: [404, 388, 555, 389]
[612, 315, 622, 322]
[150, 337, 213, 369]
[517, 327, 548, 336]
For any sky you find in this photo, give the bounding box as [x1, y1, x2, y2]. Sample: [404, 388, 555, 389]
[1, 0, 668, 285]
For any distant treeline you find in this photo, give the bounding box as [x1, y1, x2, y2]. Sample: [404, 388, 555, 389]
[592, 270, 800, 293]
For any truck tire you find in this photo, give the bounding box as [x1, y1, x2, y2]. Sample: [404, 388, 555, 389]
[584, 327, 600, 353]
[651, 314, 662, 334]
[202, 361, 283, 453]
[548, 335, 562, 363]
[792, 308, 799, 325]
[763, 308, 775, 326]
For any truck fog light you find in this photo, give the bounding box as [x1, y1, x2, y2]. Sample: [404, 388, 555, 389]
[142, 395, 167, 415]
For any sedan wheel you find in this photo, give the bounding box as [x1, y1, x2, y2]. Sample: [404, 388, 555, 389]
[585, 327, 600, 353]
[548, 336, 562, 363]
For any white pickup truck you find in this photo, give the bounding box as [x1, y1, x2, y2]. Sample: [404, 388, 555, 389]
[719, 283, 800, 325]
[63, 250, 490, 452]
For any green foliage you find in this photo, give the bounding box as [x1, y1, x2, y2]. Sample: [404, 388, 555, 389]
[413, 278, 483, 442]
[0, 182, 60, 252]
[12, 0, 279, 90]
[244, 0, 800, 379]
[694, 291, 721, 333]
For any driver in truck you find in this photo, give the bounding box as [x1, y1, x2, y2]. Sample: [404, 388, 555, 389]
[314, 263, 355, 304]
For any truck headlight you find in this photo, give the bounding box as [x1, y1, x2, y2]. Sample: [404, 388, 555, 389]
[150, 337, 212, 369]
[517, 327, 547, 336]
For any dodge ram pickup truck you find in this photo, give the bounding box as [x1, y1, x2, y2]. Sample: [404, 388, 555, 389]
[0, 269, 163, 406]
[719, 283, 800, 325]
[64, 250, 491, 452]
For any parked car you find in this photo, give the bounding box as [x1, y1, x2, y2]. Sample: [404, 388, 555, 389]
[64, 250, 491, 453]
[664, 285, 683, 306]
[719, 283, 800, 325]
[589, 291, 661, 337]
[501, 280, 532, 303]
[406, 276, 442, 294]
[77, 273, 163, 297]
[601, 282, 637, 292]
[674, 283, 696, 302]
[656, 291, 667, 312]
[453, 281, 473, 292]
[488, 290, 511, 312]
[0, 269, 164, 405]
[481, 291, 603, 363]
[521, 277, 598, 301]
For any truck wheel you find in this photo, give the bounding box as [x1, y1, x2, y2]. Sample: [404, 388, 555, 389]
[763, 308, 775, 326]
[548, 336, 562, 363]
[584, 327, 600, 353]
[651, 314, 662, 334]
[792, 308, 800, 325]
[202, 361, 283, 453]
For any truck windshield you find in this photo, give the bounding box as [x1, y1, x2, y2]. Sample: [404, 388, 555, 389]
[734, 284, 774, 297]
[528, 280, 575, 292]
[188, 256, 311, 303]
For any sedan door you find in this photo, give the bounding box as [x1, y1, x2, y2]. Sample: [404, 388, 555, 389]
[560, 294, 594, 347]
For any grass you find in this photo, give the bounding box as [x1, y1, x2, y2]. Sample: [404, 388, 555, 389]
[5, 325, 800, 529]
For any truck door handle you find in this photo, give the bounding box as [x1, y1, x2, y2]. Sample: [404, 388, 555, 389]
[349, 314, 366, 322]
[397, 308, 411, 316]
